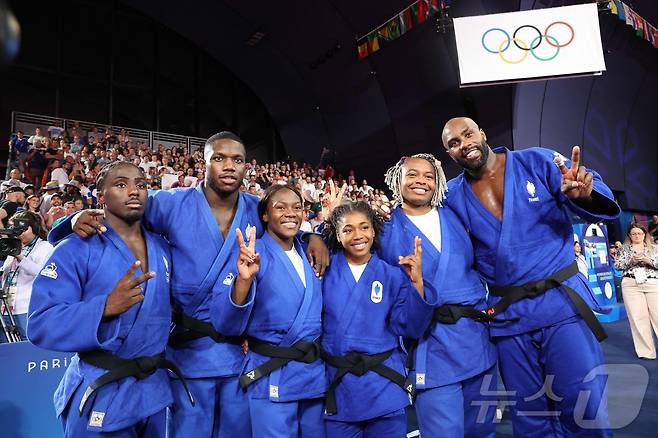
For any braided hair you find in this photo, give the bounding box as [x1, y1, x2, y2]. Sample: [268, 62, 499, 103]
[383, 153, 447, 208]
[324, 201, 384, 252]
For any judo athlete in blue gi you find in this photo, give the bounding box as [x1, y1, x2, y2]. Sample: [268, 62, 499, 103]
[378, 154, 498, 437]
[52, 132, 330, 437]
[212, 184, 326, 437]
[321, 201, 436, 438]
[441, 117, 621, 437]
[28, 162, 192, 437]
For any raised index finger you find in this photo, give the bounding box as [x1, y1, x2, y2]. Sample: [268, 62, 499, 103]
[570, 146, 581, 173]
[414, 236, 422, 258]
[248, 226, 257, 252]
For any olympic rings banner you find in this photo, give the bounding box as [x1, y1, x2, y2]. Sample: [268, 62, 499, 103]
[453, 3, 606, 86]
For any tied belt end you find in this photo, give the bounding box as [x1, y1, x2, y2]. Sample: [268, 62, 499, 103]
[322, 349, 414, 416]
[434, 304, 519, 324]
[486, 262, 607, 342]
[78, 351, 195, 416]
[239, 339, 322, 389]
[168, 309, 243, 347]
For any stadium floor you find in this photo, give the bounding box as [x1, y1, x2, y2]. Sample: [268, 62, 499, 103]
[405, 318, 658, 437]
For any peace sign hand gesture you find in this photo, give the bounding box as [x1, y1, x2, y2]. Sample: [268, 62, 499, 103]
[236, 227, 260, 281]
[321, 179, 347, 220]
[398, 236, 424, 297]
[554, 146, 593, 200]
[103, 261, 155, 318]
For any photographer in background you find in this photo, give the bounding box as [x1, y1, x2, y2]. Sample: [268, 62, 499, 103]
[0, 186, 25, 228]
[1, 211, 52, 341]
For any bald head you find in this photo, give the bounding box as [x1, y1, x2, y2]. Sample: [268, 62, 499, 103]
[441, 117, 481, 149]
[441, 117, 491, 173]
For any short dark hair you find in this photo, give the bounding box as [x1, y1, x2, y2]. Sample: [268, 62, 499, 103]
[257, 184, 303, 229]
[204, 131, 245, 161]
[96, 161, 145, 192]
[324, 201, 384, 251]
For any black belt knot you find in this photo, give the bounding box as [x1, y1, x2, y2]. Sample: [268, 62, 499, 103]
[486, 262, 607, 342]
[238, 338, 322, 389]
[322, 349, 413, 416]
[78, 350, 195, 416]
[133, 356, 160, 379]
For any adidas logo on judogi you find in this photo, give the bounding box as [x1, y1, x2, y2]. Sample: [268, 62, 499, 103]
[40, 263, 58, 279]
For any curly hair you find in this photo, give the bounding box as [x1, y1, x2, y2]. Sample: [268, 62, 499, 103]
[324, 201, 384, 252]
[383, 153, 447, 208]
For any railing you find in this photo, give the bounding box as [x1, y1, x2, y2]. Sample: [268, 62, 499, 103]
[10, 111, 207, 153]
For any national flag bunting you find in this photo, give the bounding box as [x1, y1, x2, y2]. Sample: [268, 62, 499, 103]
[608, 1, 658, 51]
[355, 0, 449, 59]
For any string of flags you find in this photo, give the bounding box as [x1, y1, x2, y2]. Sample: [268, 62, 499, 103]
[356, 0, 451, 59]
[608, 1, 658, 49]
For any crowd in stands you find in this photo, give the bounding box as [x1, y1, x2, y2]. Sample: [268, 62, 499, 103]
[4, 126, 394, 233]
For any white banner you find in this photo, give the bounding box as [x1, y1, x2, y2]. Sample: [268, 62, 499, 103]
[453, 3, 606, 86]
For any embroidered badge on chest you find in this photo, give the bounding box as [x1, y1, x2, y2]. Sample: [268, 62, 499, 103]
[371, 281, 383, 303]
[223, 272, 236, 286]
[40, 263, 58, 279]
[526, 180, 539, 203]
[89, 411, 105, 427]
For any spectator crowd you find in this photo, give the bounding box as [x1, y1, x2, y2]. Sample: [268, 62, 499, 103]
[5, 126, 394, 234]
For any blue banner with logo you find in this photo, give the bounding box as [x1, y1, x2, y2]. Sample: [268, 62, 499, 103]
[572, 222, 625, 322]
[0, 341, 69, 437]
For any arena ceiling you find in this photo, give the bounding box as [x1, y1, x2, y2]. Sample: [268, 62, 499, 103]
[124, 0, 658, 186]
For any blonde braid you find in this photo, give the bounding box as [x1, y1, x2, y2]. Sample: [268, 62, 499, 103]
[383, 153, 448, 208]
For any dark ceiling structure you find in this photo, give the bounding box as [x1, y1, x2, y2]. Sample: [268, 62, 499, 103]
[100, 1, 658, 209]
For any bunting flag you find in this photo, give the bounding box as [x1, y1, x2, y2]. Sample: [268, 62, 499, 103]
[399, 7, 414, 35]
[650, 25, 658, 48]
[614, 0, 625, 21]
[608, 1, 658, 51]
[356, 0, 450, 59]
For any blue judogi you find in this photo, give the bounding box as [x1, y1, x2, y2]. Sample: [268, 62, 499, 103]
[446, 147, 620, 437]
[212, 233, 326, 437]
[379, 206, 497, 437]
[321, 252, 436, 437]
[28, 226, 173, 437]
[49, 185, 263, 438]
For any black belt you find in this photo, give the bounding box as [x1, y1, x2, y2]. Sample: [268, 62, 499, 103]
[433, 304, 518, 324]
[168, 308, 243, 347]
[321, 349, 413, 416]
[405, 303, 518, 376]
[486, 262, 607, 342]
[78, 350, 194, 415]
[239, 338, 321, 389]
